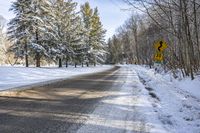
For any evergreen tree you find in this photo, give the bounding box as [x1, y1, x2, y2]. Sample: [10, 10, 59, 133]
[46, 0, 82, 67]
[8, 0, 49, 67]
[7, 0, 32, 67]
[8, 0, 106, 67]
[90, 7, 106, 66]
[29, 0, 49, 67]
[80, 2, 106, 66]
[80, 2, 93, 66]
[70, 16, 87, 67]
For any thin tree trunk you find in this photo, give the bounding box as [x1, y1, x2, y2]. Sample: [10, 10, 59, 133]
[35, 5, 40, 68]
[182, 0, 195, 79]
[135, 34, 139, 64]
[36, 52, 40, 67]
[75, 62, 77, 68]
[65, 59, 68, 68]
[59, 58, 62, 68]
[193, 0, 200, 71]
[24, 43, 29, 67]
[25, 55, 29, 67]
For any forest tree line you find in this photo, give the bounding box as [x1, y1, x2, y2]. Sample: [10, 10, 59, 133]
[6, 0, 106, 67]
[107, 0, 200, 79]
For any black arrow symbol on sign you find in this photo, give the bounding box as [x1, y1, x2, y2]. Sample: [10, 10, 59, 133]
[158, 41, 163, 51]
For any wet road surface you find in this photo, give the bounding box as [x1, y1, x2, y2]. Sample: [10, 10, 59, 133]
[0, 66, 149, 133]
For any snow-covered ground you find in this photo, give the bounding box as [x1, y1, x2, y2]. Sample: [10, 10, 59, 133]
[129, 65, 200, 133]
[176, 77, 200, 98]
[0, 65, 113, 91]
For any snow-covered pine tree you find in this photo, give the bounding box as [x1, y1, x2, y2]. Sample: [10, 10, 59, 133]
[46, 0, 81, 68]
[8, 0, 50, 67]
[62, 1, 86, 68]
[80, 2, 93, 67]
[36, 0, 56, 64]
[7, 0, 32, 67]
[90, 7, 106, 66]
[8, 0, 105, 67]
[28, 0, 49, 67]
[70, 16, 86, 68]
[80, 2, 106, 66]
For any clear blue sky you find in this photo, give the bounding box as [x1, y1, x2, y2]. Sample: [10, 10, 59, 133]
[0, 0, 131, 40]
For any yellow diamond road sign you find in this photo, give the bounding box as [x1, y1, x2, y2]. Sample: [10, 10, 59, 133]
[154, 40, 168, 52]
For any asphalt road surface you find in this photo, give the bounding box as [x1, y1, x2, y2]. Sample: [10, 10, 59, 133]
[0, 66, 149, 133]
